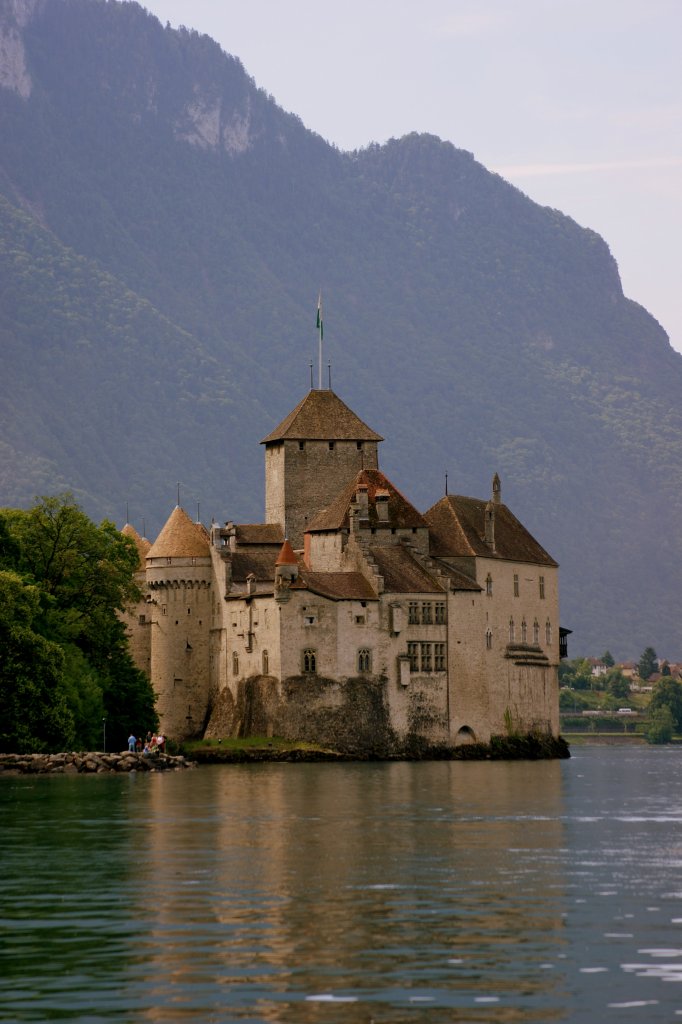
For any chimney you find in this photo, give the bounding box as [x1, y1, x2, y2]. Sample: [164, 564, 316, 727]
[484, 500, 496, 552]
[375, 488, 390, 523]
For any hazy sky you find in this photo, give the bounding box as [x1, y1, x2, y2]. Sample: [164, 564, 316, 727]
[142, 0, 682, 354]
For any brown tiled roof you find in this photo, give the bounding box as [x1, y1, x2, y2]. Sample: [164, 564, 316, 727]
[294, 569, 378, 601]
[121, 524, 151, 569]
[261, 389, 383, 444]
[307, 469, 427, 533]
[426, 495, 557, 566]
[369, 545, 445, 594]
[430, 557, 482, 592]
[147, 507, 210, 559]
[231, 551, 278, 583]
[234, 523, 284, 545]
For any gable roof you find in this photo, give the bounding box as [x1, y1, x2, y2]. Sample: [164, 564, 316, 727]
[261, 389, 383, 444]
[307, 468, 427, 533]
[146, 506, 210, 559]
[426, 495, 557, 566]
[369, 545, 445, 594]
[293, 570, 378, 602]
[233, 524, 284, 546]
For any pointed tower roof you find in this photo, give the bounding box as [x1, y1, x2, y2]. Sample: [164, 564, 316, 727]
[275, 538, 298, 566]
[261, 390, 383, 444]
[121, 523, 151, 568]
[147, 507, 210, 559]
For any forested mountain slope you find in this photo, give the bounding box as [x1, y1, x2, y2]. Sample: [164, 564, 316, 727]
[1, 0, 681, 658]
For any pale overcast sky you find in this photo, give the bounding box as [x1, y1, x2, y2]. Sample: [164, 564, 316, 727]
[141, 0, 682, 354]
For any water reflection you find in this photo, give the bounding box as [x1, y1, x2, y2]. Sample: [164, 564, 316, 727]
[4, 751, 682, 1022]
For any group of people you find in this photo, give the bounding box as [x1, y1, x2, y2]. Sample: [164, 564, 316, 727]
[127, 731, 165, 755]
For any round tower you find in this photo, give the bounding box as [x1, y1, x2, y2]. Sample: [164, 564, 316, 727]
[146, 506, 212, 740]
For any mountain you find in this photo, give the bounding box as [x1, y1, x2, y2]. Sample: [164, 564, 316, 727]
[1, 0, 681, 659]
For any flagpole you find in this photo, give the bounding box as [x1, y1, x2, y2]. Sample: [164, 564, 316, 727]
[316, 291, 323, 390]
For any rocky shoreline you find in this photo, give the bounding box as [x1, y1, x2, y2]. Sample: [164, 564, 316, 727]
[0, 751, 195, 774]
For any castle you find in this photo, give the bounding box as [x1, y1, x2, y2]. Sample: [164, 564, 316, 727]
[122, 388, 563, 753]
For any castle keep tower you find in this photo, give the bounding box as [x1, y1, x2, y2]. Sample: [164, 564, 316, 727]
[261, 389, 383, 549]
[146, 506, 212, 738]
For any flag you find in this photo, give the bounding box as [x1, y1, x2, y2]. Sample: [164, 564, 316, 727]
[316, 293, 323, 341]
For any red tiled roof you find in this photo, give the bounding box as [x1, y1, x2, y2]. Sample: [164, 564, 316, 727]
[276, 538, 298, 566]
[307, 468, 427, 533]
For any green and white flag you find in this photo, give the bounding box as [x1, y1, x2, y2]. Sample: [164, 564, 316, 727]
[316, 293, 323, 341]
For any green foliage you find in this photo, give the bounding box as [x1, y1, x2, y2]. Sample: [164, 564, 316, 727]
[649, 679, 682, 732]
[646, 706, 675, 745]
[559, 689, 588, 711]
[0, 494, 157, 752]
[559, 658, 594, 691]
[638, 647, 659, 681]
[606, 670, 630, 700]
[601, 650, 615, 667]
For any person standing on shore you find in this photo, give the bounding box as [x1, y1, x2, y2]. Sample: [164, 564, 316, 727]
[127, 734, 136, 752]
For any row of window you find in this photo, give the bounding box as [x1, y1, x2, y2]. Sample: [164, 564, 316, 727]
[486, 574, 546, 599]
[408, 601, 446, 625]
[407, 642, 447, 673]
[504, 619, 552, 644]
[298, 441, 365, 452]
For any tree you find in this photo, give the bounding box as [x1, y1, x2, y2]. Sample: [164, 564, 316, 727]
[606, 670, 630, 700]
[0, 570, 74, 752]
[1, 495, 157, 751]
[649, 678, 682, 732]
[661, 661, 671, 677]
[601, 650, 615, 668]
[638, 647, 658, 681]
[646, 706, 675, 745]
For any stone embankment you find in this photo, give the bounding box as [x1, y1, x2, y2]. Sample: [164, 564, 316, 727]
[0, 751, 195, 774]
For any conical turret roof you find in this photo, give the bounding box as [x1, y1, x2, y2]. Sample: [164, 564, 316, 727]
[261, 389, 383, 444]
[121, 523, 151, 568]
[275, 538, 298, 566]
[147, 506, 210, 559]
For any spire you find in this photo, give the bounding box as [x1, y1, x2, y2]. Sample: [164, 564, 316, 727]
[276, 538, 298, 566]
[492, 473, 501, 505]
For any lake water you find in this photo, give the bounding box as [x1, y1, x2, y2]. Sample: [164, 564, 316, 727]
[2, 745, 682, 1022]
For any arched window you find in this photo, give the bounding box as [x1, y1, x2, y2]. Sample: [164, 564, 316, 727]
[486, 628, 493, 650]
[513, 573, 519, 597]
[546, 620, 552, 645]
[521, 618, 527, 643]
[303, 648, 317, 673]
[357, 648, 371, 673]
[486, 574, 493, 596]
[232, 652, 239, 676]
[533, 619, 539, 644]
[262, 650, 269, 675]
[509, 618, 515, 643]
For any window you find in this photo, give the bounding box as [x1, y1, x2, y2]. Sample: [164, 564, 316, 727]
[509, 618, 515, 643]
[546, 620, 552, 645]
[328, 441, 335, 451]
[434, 643, 446, 671]
[355, 615, 366, 625]
[166, 557, 172, 566]
[539, 576, 545, 599]
[232, 652, 239, 675]
[187, 607, 191, 615]
[421, 602, 433, 625]
[435, 601, 446, 625]
[486, 574, 493, 596]
[533, 619, 539, 644]
[408, 601, 419, 625]
[420, 642, 432, 672]
[304, 613, 317, 626]
[486, 628, 493, 650]
[303, 648, 317, 673]
[357, 648, 371, 673]
[407, 642, 419, 672]
[513, 573, 519, 597]
[162, 605, 167, 616]
[262, 650, 269, 675]
[138, 614, 146, 625]
[357, 441, 363, 451]
[191, 557, 196, 566]
[298, 441, 305, 451]
[521, 619, 527, 643]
